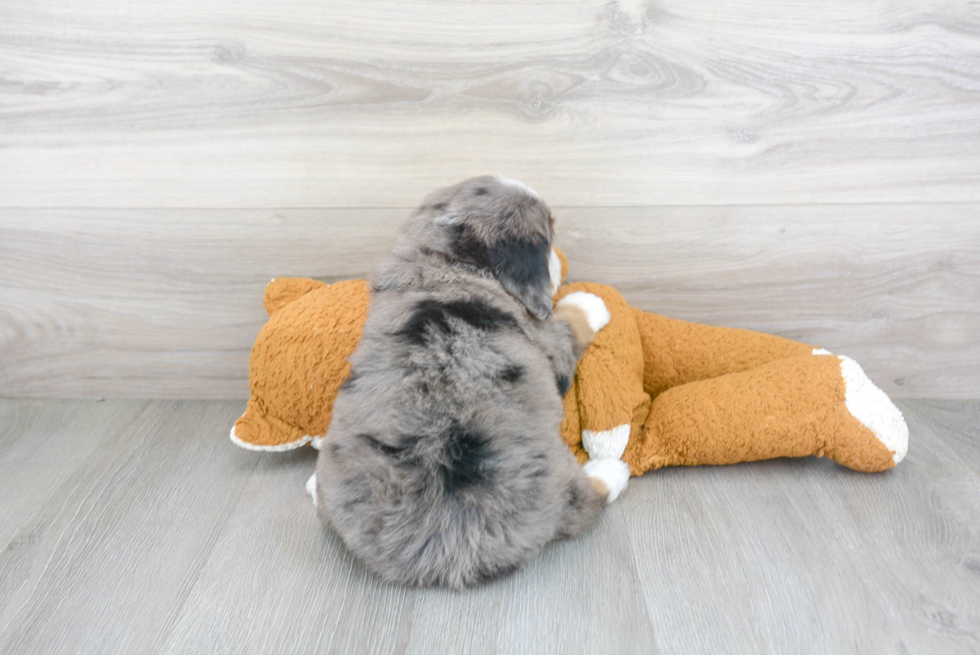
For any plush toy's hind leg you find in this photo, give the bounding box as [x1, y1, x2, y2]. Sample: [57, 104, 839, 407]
[630, 308, 816, 398]
[624, 353, 908, 475]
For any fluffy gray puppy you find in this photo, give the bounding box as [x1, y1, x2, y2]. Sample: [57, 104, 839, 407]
[309, 176, 628, 589]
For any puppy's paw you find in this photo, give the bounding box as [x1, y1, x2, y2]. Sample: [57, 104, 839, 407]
[583, 457, 630, 503]
[306, 473, 318, 508]
[557, 292, 610, 333]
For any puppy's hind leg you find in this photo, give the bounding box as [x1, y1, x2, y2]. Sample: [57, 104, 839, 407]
[557, 459, 630, 539]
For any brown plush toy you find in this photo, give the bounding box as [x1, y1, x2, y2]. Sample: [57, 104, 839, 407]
[231, 251, 908, 476]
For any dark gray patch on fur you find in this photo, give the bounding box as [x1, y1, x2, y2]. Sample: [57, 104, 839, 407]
[442, 299, 516, 331]
[396, 298, 516, 345]
[441, 423, 493, 492]
[500, 364, 523, 383]
[339, 369, 359, 392]
[396, 300, 454, 345]
[487, 233, 552, 320]
[448, 223, 492, 270]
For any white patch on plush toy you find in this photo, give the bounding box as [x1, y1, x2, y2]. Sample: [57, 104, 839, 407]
[582, 424, 630, 460]
[583, 458, 630, 503]
[548, 248, 562, 297]
[310, 436, 324, 450]
[494, 176, 540, 199]
[557, 292, 610, 333]
[306, 473, 318, 508]
[812, 348, 833, 355]
[838, 355, 909, 465]
[229, 426, 312, 451]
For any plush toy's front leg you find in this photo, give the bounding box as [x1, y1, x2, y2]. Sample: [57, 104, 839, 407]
[555, 283, 650, 463]
[624, 353, 909, 475]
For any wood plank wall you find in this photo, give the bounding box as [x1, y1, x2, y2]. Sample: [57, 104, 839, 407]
[1, 0, 978, 398]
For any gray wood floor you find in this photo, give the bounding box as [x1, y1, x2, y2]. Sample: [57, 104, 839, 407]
[1, 398, 978, 654]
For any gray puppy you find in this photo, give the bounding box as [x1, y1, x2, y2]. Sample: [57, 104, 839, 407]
[308, 176, 629, 589]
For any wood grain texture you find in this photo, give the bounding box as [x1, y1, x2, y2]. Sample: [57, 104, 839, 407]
[2, 204, 977, 399]
[0, 400, 256, 655]
[0, 400, 148, 547]
[158, 439, 659, 655]
[0, 208, 400, 399]
[623, 400, 980, 653]
[1, 0, 978, 207]
[156, 445, 418, 655]
[1, 399, 978, 654]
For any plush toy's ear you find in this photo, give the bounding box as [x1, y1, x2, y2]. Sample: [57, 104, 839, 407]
[263, 277, 328, 316]
[488, 234, 554, 320]
[232, 279, 372, 452]
[554, 248, 569, 286]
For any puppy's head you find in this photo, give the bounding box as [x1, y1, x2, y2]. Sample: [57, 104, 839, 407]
[406, 175, 558, 319]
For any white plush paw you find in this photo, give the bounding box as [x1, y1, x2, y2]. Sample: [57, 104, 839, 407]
[583, 457, 630, 503]
[838, 356, 909, 465]
[557, 292, 610, 332]
[582, 424, 630, 460]
[306, 473, 318, 507]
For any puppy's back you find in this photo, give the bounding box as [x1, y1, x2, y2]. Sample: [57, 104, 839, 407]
[313, 175, 614, 588]
[315, 289, 587, 589]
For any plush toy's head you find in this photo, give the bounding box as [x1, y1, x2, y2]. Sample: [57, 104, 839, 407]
[231, 278, 370, 450]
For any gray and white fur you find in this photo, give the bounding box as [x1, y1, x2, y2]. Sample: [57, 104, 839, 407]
[311, 175, 627, 589]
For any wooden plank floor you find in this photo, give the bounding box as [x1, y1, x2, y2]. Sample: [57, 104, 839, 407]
[1, 398, 978, 654]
